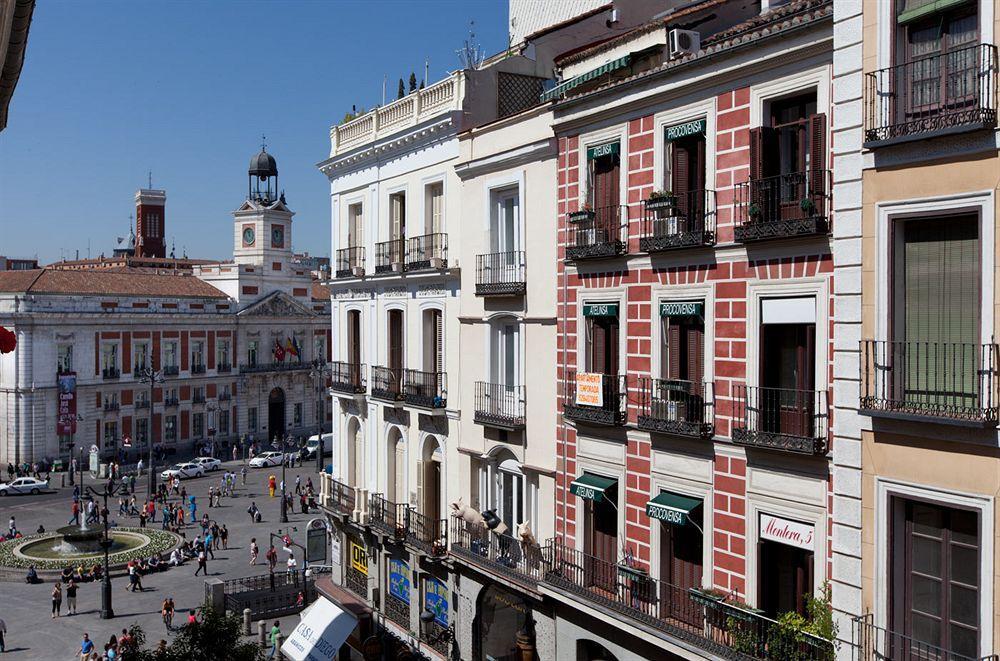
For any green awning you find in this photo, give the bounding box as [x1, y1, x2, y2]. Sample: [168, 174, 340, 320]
[570, 473, 617, 502]
[897, 0, 972, 23]
[540, 55, 632, 102]
[646, 492, 702, 525]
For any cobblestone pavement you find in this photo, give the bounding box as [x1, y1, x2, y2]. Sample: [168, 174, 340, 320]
[0, 459, 324, 659]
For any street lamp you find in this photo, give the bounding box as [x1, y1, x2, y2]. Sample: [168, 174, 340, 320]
[308, 362, 332, 473]
[85, 481, 122, 619]
[137, 366, 164, 499]
[280, 434, 290, 523]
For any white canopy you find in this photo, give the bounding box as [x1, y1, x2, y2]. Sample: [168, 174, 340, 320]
[281, 596, 358, 661]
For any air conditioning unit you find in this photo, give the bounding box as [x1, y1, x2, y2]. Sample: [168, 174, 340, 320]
[668, 29, 700, 59]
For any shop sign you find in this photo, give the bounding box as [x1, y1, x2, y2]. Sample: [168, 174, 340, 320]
[424, 577, 448, 626]
[388, 557, 410, 603]
[660, 301, 703, 317]
[331, 535, 341, 567]
[586, 141, 620, 160]
[760, 513, 815, 551]
[583, 303, 618, 317]
[350, 539, 367, 575]
[575, 372, 604, 407]
[665, 118, 706, 141]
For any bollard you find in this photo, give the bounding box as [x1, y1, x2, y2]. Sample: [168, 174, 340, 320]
[60, 474, 66, 488]
[258, 620, 266, 648]
[275, 633, 285, 660]
[243, 608, 252, 636]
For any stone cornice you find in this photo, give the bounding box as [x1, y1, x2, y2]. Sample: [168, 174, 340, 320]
[317, 113, 458, 176]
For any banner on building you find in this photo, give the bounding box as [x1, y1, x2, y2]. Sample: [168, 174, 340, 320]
[424, 577, 448, 626]
[388, 557, 410, 603]
[575, 372, 604, 407]
[760, 513, 815, 551]
[57, 372, 77, 435]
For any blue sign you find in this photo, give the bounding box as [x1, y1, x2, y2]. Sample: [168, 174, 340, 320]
[424, 577, 448, 626]
[388, 557, 410, 604]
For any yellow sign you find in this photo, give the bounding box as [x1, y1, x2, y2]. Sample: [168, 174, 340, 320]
[575, 372, 604, 407]
[350, 540, 368, 575]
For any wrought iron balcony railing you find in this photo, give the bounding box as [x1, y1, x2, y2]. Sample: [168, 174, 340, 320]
[566, 205, 628, 260]
[135, 400, 150, 410]
[638, 378, 714, 438]
[103, 401, 120, 412]
[216, 363, 232, 373]
[563, 371, 627, 426]
[475, 251, 526, 296]
[474, 381, 525, 430]
[368, 493, 406, 539]
[402, 507, 447, 557]
[859, 340, 1000, 426]
[851, 613, 996, 661]
[163, 365, 180, 377]
[450, 520, 544, 589]
[732, 385, 828, 455]
[238, 360, 319, 374]
[640, 190, 716, 252]
[164, 397, 180, 407]
[735, 170, 831, 243]
[375, 238, 405, 274]
[335, 246, 365, 278]
[329, 361, 367, 395]
[191, 364, 206, 375]
[543, 539, 834, 660]
[103, 367, 120, 380]
[865, 44, 998, 146]
[217, 392, 231, 402]
[192, 394, 206, 404]
[319, 474, 356, 518]
[402, 369, 447, 409]
[406, 233, 448, 271]
[371, 366, 403, 402]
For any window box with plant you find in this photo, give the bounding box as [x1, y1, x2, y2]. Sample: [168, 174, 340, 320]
[645, 190, 677, 215]
[568, 203, 596, 224]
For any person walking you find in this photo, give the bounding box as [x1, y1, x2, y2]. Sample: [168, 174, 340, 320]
[137, 458, 143, 476]
[51, 582, 62, 618]
[68, 500, 80, 526]
[194, 549, 207, 576]
[78, 633, 94, 661]
[188, 496, 197, 523]
[267, 621, 281, 660]
[286, 553, 297, 577]
[0, 616, 6, 653]
[161, 597, 175, 630]
[204, 531, 215, 559]
[66, 579, 78, 615]
[241, 466, 247, 486]
[265, 544, 277, 571]
[294, 475, 301, 496]
[249, 538, 259, 565]
[220, 524, 229, 550]
[7, 517, 14, 538]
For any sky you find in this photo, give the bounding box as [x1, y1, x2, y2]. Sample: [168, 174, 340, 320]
[0, 1, 509, 264]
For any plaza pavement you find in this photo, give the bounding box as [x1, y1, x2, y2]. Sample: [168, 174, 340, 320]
[0, 458, 324, 659]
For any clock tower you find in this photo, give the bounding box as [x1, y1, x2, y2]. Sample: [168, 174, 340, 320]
[233, 146, 294, 267]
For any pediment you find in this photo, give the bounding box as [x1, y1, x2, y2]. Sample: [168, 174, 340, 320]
[238, 290, 315, 318]
[235, 198, 293, 214]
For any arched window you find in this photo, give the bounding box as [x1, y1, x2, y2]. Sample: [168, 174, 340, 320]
[386, 427, 406, 505]
[346, 417, 364, 488]
[418, 436, 443, 521]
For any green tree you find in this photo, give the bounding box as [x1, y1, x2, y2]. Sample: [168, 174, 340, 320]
[397, 78, 405, 100]
[125, 607, 264, 661]
[408, 72, 417, 93]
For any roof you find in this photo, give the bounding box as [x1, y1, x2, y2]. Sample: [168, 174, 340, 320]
[0, 268, 229, 299]
[311, 281, 330, 302]
[47, 256, 216, 271]
[522, 2, 612, 43]
[249, 148, 278, 177]
[0, 0, 35, 132]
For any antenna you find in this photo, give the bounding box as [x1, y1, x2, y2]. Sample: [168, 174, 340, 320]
[424, 58, 429, 85]
[381, 74, 387, 106]
[147, 170, 152, 189]
[457, 20, 485, 70]
[261, 134, 267, 151]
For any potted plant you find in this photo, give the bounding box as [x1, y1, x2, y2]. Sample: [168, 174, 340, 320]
[646, 189, 677, 212]
[800, 197, 817, 214]
[689, 586, 728, 607]
[748, 202, 762, 222]
[569, 200, 596, 224]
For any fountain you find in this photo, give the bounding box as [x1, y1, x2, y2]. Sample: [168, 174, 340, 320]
[52, 521, 105, 555]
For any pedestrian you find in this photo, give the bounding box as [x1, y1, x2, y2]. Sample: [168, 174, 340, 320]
[161, 597, 175, 630]
[139, 510, 147, 529]
[0, 616, 6, 653]
[268, 474, 276, 498]
[286, 553, 297, 577]
[194, 549, 207, 576]
[266, 544, 277, 571]
[220, 524, 229, 550]
[232, 445, 238, 462]
[7, 517, 14, 538]
[66, 579, 78, 614]
[51, 582, 62, 618]
[294, 475, 301, 495]
[207, 486, 214, 508]
[69, 500, 80, 526]
[249, 537, 259, 565]
[78, 633, 94, 661]
[188, 496, 197, 523]
[247, 501, 260, 523]
[299, 493, 308, 515]
[204, 532, 215, 559]
[267, 621, 281, 659]
[137, 458, 143, 475]
[187, 609, 198, 627]
[241, 466, 247, 486]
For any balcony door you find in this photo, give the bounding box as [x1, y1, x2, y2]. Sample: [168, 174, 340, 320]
[665, 129, 706, 230]
[587, 313, 619, 376]
[422, 309, 443, 375]
[760, 299, 816, 438]
[491, 188, 520, 280]
[585, 485, 618, 593]
[659, 511, 703, 626]
[425, 182, 444, 235]
[348, 202, 363, 248]
[347, 310, 362, 387]
[388, 309, 404, 393]
[390, 192, 406, 242]
[759, 539, 813, 617]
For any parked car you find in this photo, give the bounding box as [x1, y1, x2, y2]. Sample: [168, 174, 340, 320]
[304, 433, 334, 459]
[193, 457, 222, 472]
[249, 451, 284, 468]
[160, 463, 205, 481]
[0, 476, 50, 496]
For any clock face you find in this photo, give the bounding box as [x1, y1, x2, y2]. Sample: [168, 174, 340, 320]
[271, 226, 284, 248]
[242, 227, 255, 246]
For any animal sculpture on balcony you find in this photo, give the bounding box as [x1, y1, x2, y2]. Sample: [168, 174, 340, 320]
[516, 520, 536, 547]
[449, 498, 484, 527]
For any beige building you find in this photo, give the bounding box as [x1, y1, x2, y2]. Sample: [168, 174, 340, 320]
[833, 0, 1000, 657]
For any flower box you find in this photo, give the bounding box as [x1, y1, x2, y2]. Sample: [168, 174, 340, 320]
[568, 209, 596, 223]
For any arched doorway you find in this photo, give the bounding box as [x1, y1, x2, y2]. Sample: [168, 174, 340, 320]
[346, 417, 364, 488]
[577, 640, 618, 661]
[268, 387, 285, 443]
[420, 436, 443, 521]
[386, 427, 406, 504]
[474, 585, 532, 661]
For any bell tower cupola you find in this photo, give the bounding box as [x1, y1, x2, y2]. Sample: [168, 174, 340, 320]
[233, 140, 294, 266]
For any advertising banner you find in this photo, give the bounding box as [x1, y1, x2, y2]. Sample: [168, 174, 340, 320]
[760, 513, 815, 551]
[388, 557, 410, 603]
[57, 372, 77, 435]
[575, 372, 604, 407]
[350, 539, 367, 575]
[424, 577, 448, 626]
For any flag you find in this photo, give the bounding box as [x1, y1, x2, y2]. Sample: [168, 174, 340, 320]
[291, 336, 301, 358]
[285, 337, 297, 357]
[273, 339, 285, 362]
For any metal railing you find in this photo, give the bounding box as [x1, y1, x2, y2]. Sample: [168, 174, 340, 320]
[217, 392, 231, 402]
[865, 44, 998, 144]
[640, 190, 716, 252]
[329, 361, 367, 395]
[221, 571, 314, 621]
[319, 474, 356, 517]
[735, 170, 831, 242]
[403, 507, 447, 557]
[475, 251, 526, 296]
[406, 233, 448, 270]
[384, 592, 410, 629]
[851, 613, 996, 661]
[474, 381, 526, 429]
[402, 369, 447, 409]
[375, 238, 405, 274]
[638, 378, 714, 438]
[191, 364, 206, 375]
[369, 493, 406, 539]
[135, 400, 150, 410]
[371, 366, 404, 402]
[216, 363, 232, 373]
[239, 360, 319, 374]
[563, 371, 628, 426]
[544, 540, 834, 660]
[566, 205, 628, 260]
[859, 340, 1000, 425]
[335, 246, 365, 278]
[103, 367, 120, 379]
[344, 565, 367, 599]
[450, 520, 544, 587]
[163, 365, 179, 377]
[164, 397, 179, 407]
[732, 385, 828, 455]
[103, 401, 120, 412]
[192, 394, 206, 404]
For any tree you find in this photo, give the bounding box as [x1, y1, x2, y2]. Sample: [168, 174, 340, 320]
[397, 78, 405, 100]
[125, 607, 264, 661]
[408, 72, 417, 93]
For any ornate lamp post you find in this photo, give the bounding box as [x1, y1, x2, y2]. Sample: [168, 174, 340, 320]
[280, 434, 290, 523]
[308, 362, 332, 473]
[85, 481, 122, 619]
[137, 366, 164, 499]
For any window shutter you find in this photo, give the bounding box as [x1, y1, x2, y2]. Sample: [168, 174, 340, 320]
[395, 441, 406, 504]
[688, 321, 705, 385]
[591, 318, 607, 374]
[389, 311, 403, 373]
[416, 460, 424, 512]
[808, 113, 826, 197]
[435, 310, 444, 375]
[608, 317, 620, 376]
[749, 127, 764, 182]
[354, 426, 365, 489]
[667, 319, 682, 380]
[672, 142, 691, 219]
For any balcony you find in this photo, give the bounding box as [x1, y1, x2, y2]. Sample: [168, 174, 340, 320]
[543, 540, 833, 659]
[163, 365, 179, 377]
[135, 400, 150, 410]
[217, 363, 232, 374]
[239, 360, 319, 375]
[640, 191, 716, 252]
[218, 392, 231, 402]
[474, 382, 526, 430]
[732, 385, 828, 455]
[375, 239, 405, 274]
[103, 401, 120, 412]
[335, 246, 365, 278]
[475, 251, 526, 296]
[102, 367, 120, 380]
[329, 361, 367, 395]
[191, 364, 206, 375]
[566, 206, 627, 261]
[192, 394, 206, 404]
[402, 507, 447, 557]
[371, 366, 404, 403]
[851, 613, 996, 661]
[734, 170, 831, 243]
[132, 365, 150, 378]
[450, 520, 544, 590]
[368, 493, 406, 539]
[402, 369, 446, 409]
[406, 233, 448, 271]
[563, 371, 627, 426]
[638, 378, 714, 438]
[164, 397, 180, 407]
[319, 473, 357, 519]
[859, 340, 1000, 426]
[865, 44, 998, 147]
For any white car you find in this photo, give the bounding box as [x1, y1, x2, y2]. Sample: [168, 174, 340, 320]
[160, 462, 205, 481]
[249, 451, 284, 468]
[0, 476, 49, 496]
[305, 433, 334, 459]
[193, 457, 222, 472]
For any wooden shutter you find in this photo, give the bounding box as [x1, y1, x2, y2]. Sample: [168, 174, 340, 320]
[416, 460, 424, 512]
[749, 127, 764, 182]
[672, 142, 691, 220]
[434, 310, 443, 375]
[394, 440, 406, 504]
[388, 311, 403, 372]
[667, 319, 682, 380]
[607, 317, 620, 376]
[593, 153, 620, 211]
[808, 113, 826, 196]
[589, 318, 605, 374]
[687, 321, 705, 385]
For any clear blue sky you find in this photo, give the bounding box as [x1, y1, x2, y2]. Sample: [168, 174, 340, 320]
[0, 1, 509, 264]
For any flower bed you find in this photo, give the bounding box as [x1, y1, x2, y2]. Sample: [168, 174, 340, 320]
[0, 527, 180, 570]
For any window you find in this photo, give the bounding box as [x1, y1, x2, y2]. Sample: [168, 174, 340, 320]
[136, 418, 149, 444]
[247, 341, 258, 367]
[347, 310, 361, 366]
[425, 182, 443, 234]
[663, 119, 707, 226]
[57, 345, 73, 373]
[136, 390, 149, 407]
[193, 386, 204, 403]
[193, 412, 204, 438]
[103, 392, 118, 409]
[389, 193, 406, 241]
[491, 187, 520, 255]
[585, 306, 619, 375]
[422, 309, 443, 374]
[388, 310, 404, 373]
[657, 493, 704, 621]
[133, 342, 149, 373]
[760, 299, 816, 437]
[103, 421, 118, 448]
[248, 408, 258, 434]
[313, 336, 325, 363]
[348, 202, 364, 247]
[165, 416, 177, 442]
[491, 321, 519, 388]
[586, 142, 621, 210]
[102, 344, 119, 371]
[496, 458, 524, 532]
[164, 342, 177, 368]
[221, 384, 231, 399]
[294, 403, 303, 427]
[219, 410, 229, 436]
[660, 303, 705, 383]
[217, 340, 230, 367]
[191, 341, 205, 369]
